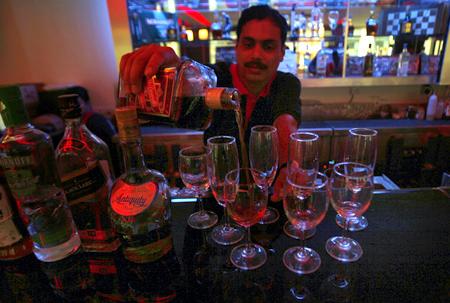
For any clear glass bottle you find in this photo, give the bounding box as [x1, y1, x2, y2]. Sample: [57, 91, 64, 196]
[0, 85, 80, 262]
[397, 43, 410, 77]
[135, 59, 240, 129]
[0, 169, 33, 260]
[109, 106, 172, 264]
[55, 94, 120, 253]
[316, 40, 328, 78]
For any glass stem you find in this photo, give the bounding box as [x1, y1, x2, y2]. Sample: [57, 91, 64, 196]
[245, 227, 252, 251]
[197, 197, 205, 215]
[223, 206, 230, 227]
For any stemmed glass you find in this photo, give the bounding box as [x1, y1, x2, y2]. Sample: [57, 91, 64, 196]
[249, 125, 280, 224]
[335, 128, 377, 231]
[284, 132, 320, 240]
[179, 146, 218, 230]
[326, 162, 374, 262]
[225, 168, 268, 270]
[207, 136, 244, 245]
[283, 172, 329, 274]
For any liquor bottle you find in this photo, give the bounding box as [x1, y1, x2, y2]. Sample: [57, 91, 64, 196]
[425, 92, 438, 121]
[136, 59, 240, 129]
[347, 14, 354, 37]
[303, 45, 311, 71]
[316, 40, 328, 78]
[210, 12, 223, 40]
[0, 85, 81, 262]
[109, 106, 173, 264]
[366, 10, 378, 36]
[397, 43, 410, 77]
[364, 43, 374, 77]
[0, 169, 33, 261]
[55, 94, 120, 253]
[401, 7, 413, 34]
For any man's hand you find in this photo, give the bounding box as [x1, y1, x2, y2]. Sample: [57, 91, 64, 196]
[120, 44, 181, 95]
[271, 166, 287, 202]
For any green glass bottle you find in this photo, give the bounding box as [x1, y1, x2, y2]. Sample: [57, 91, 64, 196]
[0, 85, 80, 262]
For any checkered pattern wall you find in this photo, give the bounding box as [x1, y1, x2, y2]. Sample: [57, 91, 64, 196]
[385, 8, 438, 36]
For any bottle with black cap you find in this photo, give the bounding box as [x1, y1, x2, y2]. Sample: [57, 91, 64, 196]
[55, 94, 120, 253]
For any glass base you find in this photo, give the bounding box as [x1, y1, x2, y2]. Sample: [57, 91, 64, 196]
[230, 243, 267, 270]
[283, 246, 321, 274]
[211, 224, 244, 245]
[258, 207, 280, 225]
[325, 236, 363, 262]
[283, 222, 316, 240]
[335, 214, 368, 231]
[188, 211, 218, 230]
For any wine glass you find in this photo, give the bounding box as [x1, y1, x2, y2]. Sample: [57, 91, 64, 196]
[179, 146, 218, 230]
[225, 168, 268, 270]
[335, 128, 377, 232]
[283, 172, 329, 274]
[207, 136, 244, 245]
[249, 125, 280, 225]
[326, 162, 374, 262]
[284, 132, 320, 240]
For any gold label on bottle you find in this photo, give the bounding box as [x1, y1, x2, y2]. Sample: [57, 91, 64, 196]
[115, 106, 141, 140]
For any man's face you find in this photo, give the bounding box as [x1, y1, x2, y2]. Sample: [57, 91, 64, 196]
[235, 18, 285, 88]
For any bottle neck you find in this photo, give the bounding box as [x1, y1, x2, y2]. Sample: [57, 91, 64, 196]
[62, 117, 90, 140]
[120, 138, 147, 172]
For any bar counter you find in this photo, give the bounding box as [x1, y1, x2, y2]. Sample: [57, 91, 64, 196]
[1, 187, 449, 302]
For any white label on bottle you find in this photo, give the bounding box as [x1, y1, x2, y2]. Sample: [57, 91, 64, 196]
[0, 184, 22, 247]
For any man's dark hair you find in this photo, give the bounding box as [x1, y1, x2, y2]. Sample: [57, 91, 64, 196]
[236, 5, 288, 45]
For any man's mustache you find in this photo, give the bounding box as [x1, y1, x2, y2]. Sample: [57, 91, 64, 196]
[244, 61, 268, 70]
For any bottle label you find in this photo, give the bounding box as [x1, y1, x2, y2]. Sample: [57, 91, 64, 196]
[3, 168, 37, 198]
[88, 257, 118, 275]
[123, 234, 173, 263]
[61, 162, 108, 205]
[110, 180, 158, 216]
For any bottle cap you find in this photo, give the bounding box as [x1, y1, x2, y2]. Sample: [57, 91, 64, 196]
[115, 106, 141, 140]
[0, 86, 30, 127]
[205, 87, 239, 110]
[57, 94, 82, 119]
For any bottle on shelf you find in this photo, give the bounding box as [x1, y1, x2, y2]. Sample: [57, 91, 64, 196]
[0, 169, 33, 261]
[135, 59, 240, 129]
[289, 4, 299, 41]
[316, 40, 328, 78]
[425, 91, 438, 121]
[366, 10, 378, 36]
[55, 94, 120, 253]
[364, 43, 374, 77]
[210, 12, 223, 40]
[401, 7, 413, 34]
[397, 43, 410, 77]
[303, 45, 311, 71]
[109, 105, 173, 264]
[347, 14, 354, 37]
[0, 85, 80, 262]
[419, 46, 429, 75]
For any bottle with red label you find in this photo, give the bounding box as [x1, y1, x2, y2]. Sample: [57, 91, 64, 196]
[110, 106, 172, 264]
[56, 94, 121, 253]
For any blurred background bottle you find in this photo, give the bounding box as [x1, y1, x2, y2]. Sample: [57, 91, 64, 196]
[56, 94, 120, 253]
[0, 85, 80, 262]
[397, 43, 410, 77]
[366, 10, 378, 36]
[109, 106, 173, 264]
[364, 43, 374, 77]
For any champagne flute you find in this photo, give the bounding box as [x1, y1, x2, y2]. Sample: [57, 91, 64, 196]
[283, 172, 329, 274]
[284, 132, 320, 240]
[179, 146, 218, 230]
[225, 168, 268, 270]
[336, 128, 377, 231]
[207, 136, 244, 245]
[249, 125, 280, 224]
[326, 162, 374, 262]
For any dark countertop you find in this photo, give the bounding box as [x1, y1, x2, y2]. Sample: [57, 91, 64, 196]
[1, 187, 449, 302]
